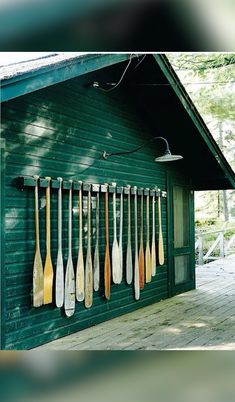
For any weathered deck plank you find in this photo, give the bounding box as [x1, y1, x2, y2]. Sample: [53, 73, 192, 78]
[36, 254, 235, 350]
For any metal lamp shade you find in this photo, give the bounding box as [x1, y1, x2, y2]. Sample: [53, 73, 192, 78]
[154, 150, 183, 162]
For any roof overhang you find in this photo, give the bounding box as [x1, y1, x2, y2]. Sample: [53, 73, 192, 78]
[1, 53, 234, 190]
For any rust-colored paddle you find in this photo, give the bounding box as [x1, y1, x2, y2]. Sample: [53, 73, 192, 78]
[64, 181, 75, 317]
[145, 188, 152, 283]
[158, 194, 164, 266]
[104, 186, 111, 300]
[33, 175, 44, 307]
[138, 190, 145, 290]
[43, 177, 54, 304]
[76, 181, 84, 302]
[85, 185, 93, 308]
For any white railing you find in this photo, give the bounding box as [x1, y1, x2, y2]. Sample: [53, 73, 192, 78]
[195, 228, 235, 265]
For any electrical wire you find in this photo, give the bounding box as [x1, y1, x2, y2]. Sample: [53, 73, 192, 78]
[98, 54, 133, 92]
[133, 54, 147, 70]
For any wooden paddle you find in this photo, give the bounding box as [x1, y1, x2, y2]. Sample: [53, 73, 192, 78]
[151, 190, 156, 276]
[76, 181, 84, 302]
[119, 190, 123, 283]
[93, 191, 100, 291]
[138, 190, 145, 290]
[85, 185, 93, 308]
[104, 187, 111, 300]
[112, 183, 121, 284]
[134, 187, 140, 300]
[64, 180, 75, 317]
[43, 177, 54, 304]
[126, 185, 133, 284]
[33, 176, 44, 307]
[55, 177, 64, 308]
[158, 194, 164, 266]
[145, 189, 152, 283]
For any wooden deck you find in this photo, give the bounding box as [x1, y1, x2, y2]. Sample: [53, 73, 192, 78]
[37, 254, 235, 350]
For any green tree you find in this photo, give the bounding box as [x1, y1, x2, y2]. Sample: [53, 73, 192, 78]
[167, 53, 235, 223]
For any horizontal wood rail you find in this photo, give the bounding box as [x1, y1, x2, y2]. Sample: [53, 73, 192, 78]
[195, 228, 235, 265]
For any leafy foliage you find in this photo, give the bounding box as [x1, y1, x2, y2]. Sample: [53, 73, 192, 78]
[167, 53, 235, 223]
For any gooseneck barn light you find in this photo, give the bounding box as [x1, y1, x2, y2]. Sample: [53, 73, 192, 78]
[102, 136, 183, 163]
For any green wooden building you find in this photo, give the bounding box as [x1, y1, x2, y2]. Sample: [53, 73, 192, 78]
[1, 54, 234, 350]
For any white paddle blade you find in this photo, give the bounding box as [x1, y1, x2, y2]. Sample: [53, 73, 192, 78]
[126, 245, 133, 284]
[76, 250, 84, 301]
[151, 243, 156, 276]
[145, 245, 152, 283]
[64, 258, 75, 317]
[55, 251, 64, 308]
[158, 232, 164, 266]
[118, 243, 123, 283]
[85, 254, 93, 308]
[33, 251, 44, 307]
[134, 257, 140, 300]
[93, 246, 100, 291]
[112, 239, 121, 284]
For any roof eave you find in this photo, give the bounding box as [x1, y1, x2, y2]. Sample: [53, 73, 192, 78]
[153, 54, 235, 190]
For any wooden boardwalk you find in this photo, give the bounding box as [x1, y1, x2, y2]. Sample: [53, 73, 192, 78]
[37, 254, 235, 350]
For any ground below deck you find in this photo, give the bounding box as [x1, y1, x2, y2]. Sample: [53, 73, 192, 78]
[36, 254, 235, 350]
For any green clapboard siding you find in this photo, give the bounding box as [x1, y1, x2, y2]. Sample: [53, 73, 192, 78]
[2, 67, 170, 350]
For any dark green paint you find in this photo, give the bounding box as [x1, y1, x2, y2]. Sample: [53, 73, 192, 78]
[1, 65, 170, 349]
[1, 54, 234, 349]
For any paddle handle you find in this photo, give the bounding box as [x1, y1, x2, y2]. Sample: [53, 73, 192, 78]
[34, 176, 40, 250]
[45, 177, 51, 254]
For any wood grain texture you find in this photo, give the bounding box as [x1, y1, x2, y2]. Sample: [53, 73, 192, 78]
[134, 190, 140, 300]
[93, 192, 100, 291]
[126, 187, 133, 285]
[145, 192, 151, 283]
[158, 196, 164, 266]
[33, 176, 44, 307]
[112, 183, 121, 284]
[43, 177, 54, 304]
[139, 192, 145, 290]
[64, 182, 75, 317]
[85, 188, 93, 308]
[76, 183, 84, 301]
[151, 193, 156, 276]
[55, 177, 64, 308]
[104, 191, 111, 300]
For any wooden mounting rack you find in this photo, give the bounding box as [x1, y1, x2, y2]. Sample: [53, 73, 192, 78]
[17, 176, 167, 197]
